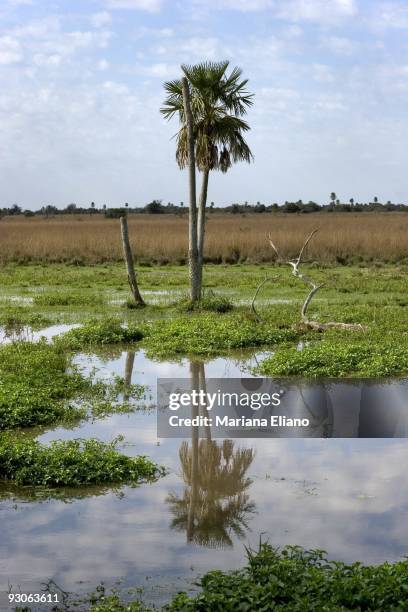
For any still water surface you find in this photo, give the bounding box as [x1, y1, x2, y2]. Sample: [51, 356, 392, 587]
[1, 330, 408, 606]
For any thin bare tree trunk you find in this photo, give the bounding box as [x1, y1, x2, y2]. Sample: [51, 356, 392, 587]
[120, 215, 145, 306]
[181, 76, 200, 302]
[197, 168, 209, 292]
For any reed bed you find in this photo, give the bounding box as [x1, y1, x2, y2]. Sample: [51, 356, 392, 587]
[0, 213, 407, 264]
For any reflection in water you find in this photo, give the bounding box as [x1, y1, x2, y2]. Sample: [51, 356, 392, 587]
[0, 323, 78, 345]
[2, 344, 408, 605]
[0, 482, 127, 504]
[166, 361, 255, 548]
[297, 386, 333, 437]
[124, 351, 135, 401]
[167, 439, 255, 548]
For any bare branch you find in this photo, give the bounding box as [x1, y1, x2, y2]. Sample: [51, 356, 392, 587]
[295, 228, 319, 267]
[264, 229, 367, 333]
[301, 283, 325, 320]
[302, 320, 366, 332]
[251, 276, 270, 322]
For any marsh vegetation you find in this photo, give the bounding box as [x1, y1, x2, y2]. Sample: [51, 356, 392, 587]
[0, 212, 407, 264]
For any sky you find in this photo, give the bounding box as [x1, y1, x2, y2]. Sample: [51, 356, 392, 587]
[0, 0, 407, 209]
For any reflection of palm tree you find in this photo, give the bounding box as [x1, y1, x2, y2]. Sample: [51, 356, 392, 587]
[198, 362, 211, 441]
[167, 439, 255, 548]
[123, 351, 135, 401]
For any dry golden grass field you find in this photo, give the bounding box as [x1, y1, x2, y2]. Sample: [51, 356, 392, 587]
[0, 212, 407, 264]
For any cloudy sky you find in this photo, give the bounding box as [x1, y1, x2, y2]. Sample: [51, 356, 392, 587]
[0, 0, 407, 209]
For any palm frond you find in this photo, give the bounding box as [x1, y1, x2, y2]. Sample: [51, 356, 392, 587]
[161, 61, 254, 172]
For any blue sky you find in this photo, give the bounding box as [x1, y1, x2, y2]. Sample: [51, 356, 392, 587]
[0, 0, 407, 208]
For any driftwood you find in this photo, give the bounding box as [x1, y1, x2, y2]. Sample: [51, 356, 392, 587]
[252, 228, 367, 332]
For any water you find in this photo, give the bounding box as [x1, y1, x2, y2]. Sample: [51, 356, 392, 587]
[0, 323, 78, 344]
[1, 331, 408, 607]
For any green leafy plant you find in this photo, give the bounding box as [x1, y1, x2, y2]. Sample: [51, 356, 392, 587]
[144, 313, 298, 357]
[57, 317, 144, 349]
[0, 436, 165, 487]
[0, 341, 145, 430]
[176, 291, 234, 313]
[167, 543, 408, 611]
[258, 339, 408, 377]
[0, 340, 90, 430]
[33, 292, 105, 306]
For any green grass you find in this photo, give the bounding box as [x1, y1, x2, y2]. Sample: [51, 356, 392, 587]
[175, 291, 234, 313]
[0, 436, 164, 487]
[0, 340, 160, 492]
[37, 543, 408, 610]
[166, 543, 408, 611]
[0, 340, 146, 430]
[0, 308, 52, 328]
[0, 262, 407, 374]
[143, 313, 299, 357]
[258, 339, 408, 377]
[56, 317, 144, 349]
[33, 291, 106, 306]
[0, 341, 90, 430]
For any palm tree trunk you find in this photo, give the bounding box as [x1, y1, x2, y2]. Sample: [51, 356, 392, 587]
[120, 216, 145, 306]
[197, 168, 209, 291]
[181, 77, 200, 302]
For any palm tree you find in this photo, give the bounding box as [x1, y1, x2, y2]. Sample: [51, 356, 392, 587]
[161, 61, 254, 300]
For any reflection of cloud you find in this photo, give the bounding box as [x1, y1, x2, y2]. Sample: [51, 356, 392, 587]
[4, 348, 408, 596]
[3, 438, 408, 599]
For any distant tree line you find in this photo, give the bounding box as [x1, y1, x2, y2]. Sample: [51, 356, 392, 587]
[1, 195, 408, 218]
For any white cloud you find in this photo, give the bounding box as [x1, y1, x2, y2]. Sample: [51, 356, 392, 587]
[322, 35, 355, 55]
[193, 0, 356, 21]
[147, 62, 179, 78]
[104, 0, 163, 11]
[90, 11, 112, 28]
[97, 58, 110, 70]
[133, 26, 174, 40]
[206, 0, 273, 10]
[372, 2, 408, 29]
[32, 53, 61, 66]
[103, 80, 129, 94]
[6, 0, 34, 5]
[282, 24, 303, 37]
[313, 94, 348, 112]
[7, 18, 113, 69]
[180, 37, 223, 60]
[311, 63, 335, 83]
[277, 0, 357, 24]
[0, 0, 407, 207]
[152, 35, 226, 61]
[0, 35, 23, 64]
